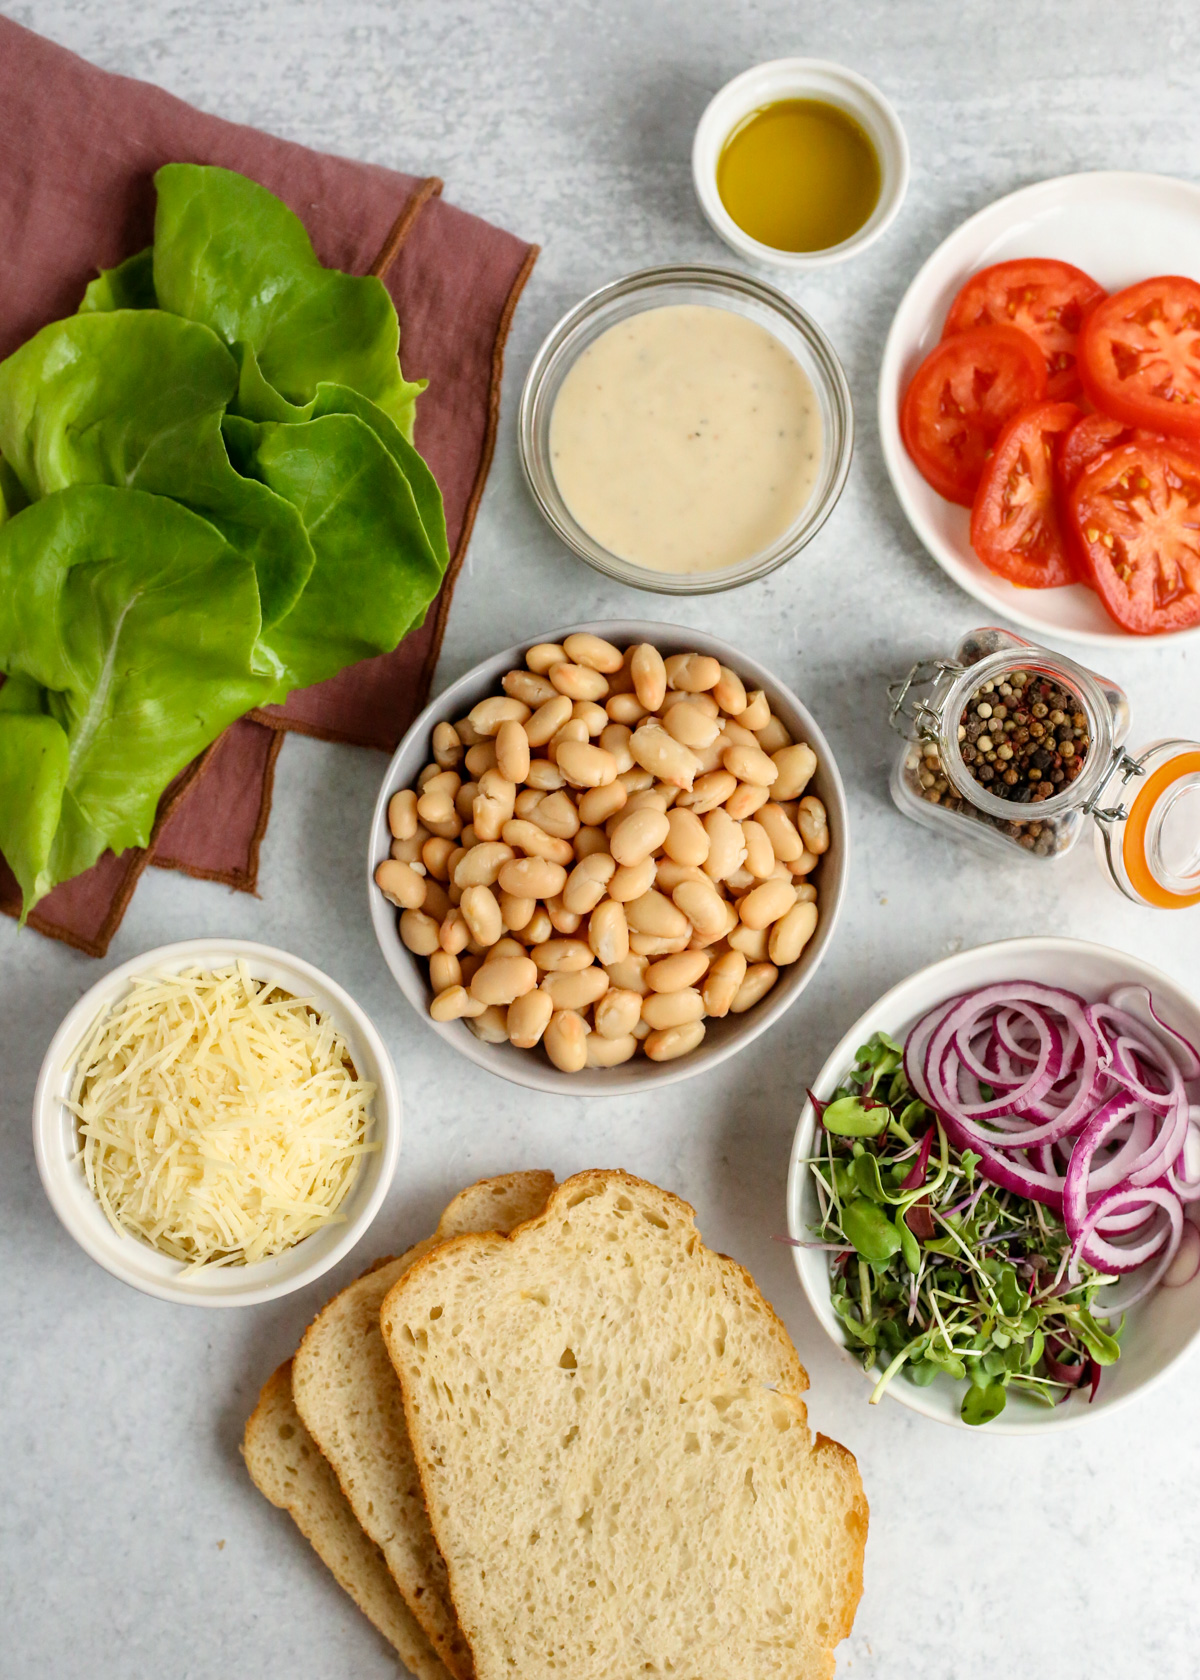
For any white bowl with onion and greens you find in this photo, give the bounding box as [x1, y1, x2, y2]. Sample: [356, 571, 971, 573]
[33, 939, 401, 1307]
[786, 937, 1200, 1433]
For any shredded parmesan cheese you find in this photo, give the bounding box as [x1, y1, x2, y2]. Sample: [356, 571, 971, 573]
[69, 962, 378, 1269]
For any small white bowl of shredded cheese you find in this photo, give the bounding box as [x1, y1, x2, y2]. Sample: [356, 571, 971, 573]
[33, 939, 402, 1307]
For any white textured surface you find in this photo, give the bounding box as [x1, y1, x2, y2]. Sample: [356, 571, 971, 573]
[3, 4, 1200, 1676]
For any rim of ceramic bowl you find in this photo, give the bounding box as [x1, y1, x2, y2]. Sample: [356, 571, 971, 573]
[368, 620, 850, 1094]
[518, 265, 853, 595]
[785, 934, 1200, 1432]
[691, 57, 910, 270]
[32, 938, 402, 1307]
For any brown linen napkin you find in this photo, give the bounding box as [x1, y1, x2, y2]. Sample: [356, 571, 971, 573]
[0, 17, 537, 955]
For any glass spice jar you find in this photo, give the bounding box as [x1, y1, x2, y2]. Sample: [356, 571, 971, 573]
[888, 627, 1200, 910]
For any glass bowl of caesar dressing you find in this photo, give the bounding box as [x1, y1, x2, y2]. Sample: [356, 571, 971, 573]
[518, 265, 853, 594]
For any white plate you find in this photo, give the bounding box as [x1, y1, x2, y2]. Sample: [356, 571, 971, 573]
[786, 936, 1200, 1433]
[878, 171, 1200, 647]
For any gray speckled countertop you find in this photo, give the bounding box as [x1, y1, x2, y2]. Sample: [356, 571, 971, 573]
[3, 3, 1200, 1675]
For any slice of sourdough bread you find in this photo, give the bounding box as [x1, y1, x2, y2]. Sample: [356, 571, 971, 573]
[242, 1361, 451, 1680]
[380, 1170, 869, 1680]
[292, 1171, 557, 1680]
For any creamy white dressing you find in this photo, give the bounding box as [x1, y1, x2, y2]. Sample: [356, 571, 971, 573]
[549, 303, 822, 574]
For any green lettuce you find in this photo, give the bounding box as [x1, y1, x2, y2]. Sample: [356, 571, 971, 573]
[0, 486, 270, 914]
[0, 311, 314, 629]
[153, 164, 424, 438]
[78, 248, 157, 313]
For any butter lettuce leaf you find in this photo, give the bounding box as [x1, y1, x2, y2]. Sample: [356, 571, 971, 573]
[78, 247, 157, 313]
[225, 406, 447, 692]
[0, 311, 314, 629]
[153, 164, 423, 438]
[0, 486, 270, 912]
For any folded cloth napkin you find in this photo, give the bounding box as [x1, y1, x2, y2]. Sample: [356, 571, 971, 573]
[0, 17, 536, 955]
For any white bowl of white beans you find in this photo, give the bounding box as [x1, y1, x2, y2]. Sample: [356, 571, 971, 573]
[367, 623, 849, 1094]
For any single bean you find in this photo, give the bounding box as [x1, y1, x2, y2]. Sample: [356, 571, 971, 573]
[471, 795, 507, 843]
[422, 837, 456, 879]
[739, 689, 771, 730]
[495, 719, 531, 783]
[798, 796, 830, 855]
[728, 922, 770, 961]
[563, 852, 617, 915]
[523, 907, 554, 945]
[525, 758, 566, 791]
[790, 848, 820, 877]
[453, 715, 484, 747]
[719, 719, 760, 751]
[654, 859, 709, 894]
[429, 949, 462, 993]
[722, 741, 778, 786]
[725, 782, 770, 821]
[665, 652, 721, 692]
[430, 985, 487, 1022]
[730, 962, 779, 1013]
[769, 900, 819, 966]
[771, 743, 817, 802]
[524, 692, 574, 748]
[514, 788, 542, 819]
[469, 954, 539, 1006]
[423, 810, 464, 843]
[756, 715, 793, 754]
[671, 878, 727, 941]
[455, 781, 479, 822]
[563, 631, 624, 673]
[713, 665, 747, 716]
[629, 722, 700, 790]
[556, 739, 618, 788]
[599, 723, 634, 773]
[588, 897, 629, 965]
[585, 1032, 638, 1068]
[641, 987, 705, 1030]
[610, 806, 671, 867]
[618, 766, 655, 794]
[375, 858, 426, 910]
[452, 840, 514, 888]
[439, 908, 470, 954]
[630, 642, 668, 711]
[663, 702, 721, 751]
[741, 820, 775, 880]
[387, 788, 419, 841]
[546, 894, 583, 935]
[549, 661, 609, 702]
[578, 781, 627, 826]
[469, 695, 530, 737]
[608, 855, 657, 902]
[703, 806, 747, 882]
[594, 987, 643, 1039]
[738, 877, 797, 930]
[391, 830, 426, 862]
[526, 641, 566, 675]
[501, 819, 574, 865]
[663, 807, 709, 867]
[432, 720, 463, 769]
[572, 699, 609, 737]
[544, 1009, 589, 1072]
[503, 668, 557, 707]
[645, 1020, 706, 1061]
[497, 856, 568, 899]
[794, 881, 818, 904]
[575, 826, 609, 858]
[605, 954, 650, 995]
[528, 789, 580, 839]
[549, 717, 590, 755]
[507, 988, 554, 1048]
[532, 937, 594, 973]
[703, 950, 747, 1017]
[459, 884, 504, 947]
[606, 692, 649, 726]
[422, 878, 452, 921]
[630, 931, 692, 957]
[499, 890, 536, 931]
[679, 770, 738, 813]
[478, 767, 517, 812]
[757, 802, 804, 863]
[417, 784, 457, 826]
[646, 949, 710, 993]
[467, 1004, 510, 1043]
[399, 908, 441, 956]
[543, 966, 610, 1010]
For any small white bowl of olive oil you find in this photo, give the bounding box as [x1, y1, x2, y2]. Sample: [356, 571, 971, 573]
[692, 58, 909, 269]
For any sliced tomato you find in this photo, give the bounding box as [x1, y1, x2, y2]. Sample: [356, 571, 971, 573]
[969, 401, 1080, 587]
[1079, 276, 1200, 439]
[1056, 413, 1141, 495]
[943, 259, 1106, 401]
[901, 325, 1048, 506]
[1069, 441, 1200, 633]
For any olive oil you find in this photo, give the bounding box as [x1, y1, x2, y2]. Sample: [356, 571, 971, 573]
[716, 98, 881, 253]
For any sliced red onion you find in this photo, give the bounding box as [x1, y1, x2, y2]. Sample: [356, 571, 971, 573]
[1070, 1187, 1182, 1278]
[1108, 984, 1200, 1082]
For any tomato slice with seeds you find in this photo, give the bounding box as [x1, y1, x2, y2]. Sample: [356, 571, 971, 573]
[1069, 441, 1200, 634]
[901, 325, 1048, 506]
[1079, 276, 1200, 439]
[943, 259, 1106, 401]
[969, 401, 1080, 588]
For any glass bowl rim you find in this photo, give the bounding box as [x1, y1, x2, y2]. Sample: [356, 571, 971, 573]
[517, 262, 854, 596]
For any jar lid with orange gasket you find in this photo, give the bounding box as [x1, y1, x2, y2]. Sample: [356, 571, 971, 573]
[1090, 740, 1200, 910]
